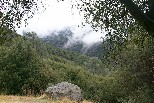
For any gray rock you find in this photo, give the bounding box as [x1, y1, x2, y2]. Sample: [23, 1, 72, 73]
[45, 82, 83, 102]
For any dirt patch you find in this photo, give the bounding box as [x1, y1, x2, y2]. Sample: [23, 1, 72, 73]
[0, 95, 92, 103]
[0, 95, 49, 103]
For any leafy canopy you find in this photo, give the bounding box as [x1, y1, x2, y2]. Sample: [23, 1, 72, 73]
[70, 0, 154, 41]
[0, 0, 45, 31]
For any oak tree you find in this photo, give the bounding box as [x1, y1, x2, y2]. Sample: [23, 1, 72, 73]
[72, 0, 154, 40]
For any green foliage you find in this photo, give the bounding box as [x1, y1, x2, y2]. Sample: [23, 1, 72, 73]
[23, 31, 49, 58]
[0, 38, 52, 95]
[45, 43, 106, 75]
[22, 31, 106, 75]
[43, 28, 73, 48]
[1, 30, 153, 103]
[42, 28, 103, 59]
[0, 1, 153, 102]
[0, 26, 19, 45]
[71, 0, 154, 38]
[101, 34, 154, 102]
[0, 0, 44, 31]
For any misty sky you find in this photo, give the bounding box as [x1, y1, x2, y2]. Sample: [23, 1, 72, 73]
[16, 0, 105, 44]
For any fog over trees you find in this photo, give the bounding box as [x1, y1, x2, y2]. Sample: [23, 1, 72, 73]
[0, 0, 154, 103]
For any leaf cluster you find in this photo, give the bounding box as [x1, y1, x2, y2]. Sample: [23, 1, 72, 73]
[0, 0, 45, 31]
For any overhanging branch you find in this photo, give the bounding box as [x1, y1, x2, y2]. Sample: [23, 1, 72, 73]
[119, 0, 154, 37]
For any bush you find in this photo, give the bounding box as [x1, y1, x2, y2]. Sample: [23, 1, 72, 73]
[0, 38, 52, 95]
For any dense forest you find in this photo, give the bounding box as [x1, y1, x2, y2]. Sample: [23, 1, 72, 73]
[0, 0, 154, 103]
[41, 28, 103, 59]
[1, 29, 154, 103]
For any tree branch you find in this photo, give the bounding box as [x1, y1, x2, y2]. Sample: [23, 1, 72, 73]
[119, 0, 154, 37]
[148, 0, 154, 19]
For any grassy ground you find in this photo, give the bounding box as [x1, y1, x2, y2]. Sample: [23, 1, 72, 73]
[0, 95, 92, 103]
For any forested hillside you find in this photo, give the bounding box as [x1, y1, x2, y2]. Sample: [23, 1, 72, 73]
[42, 28, 103, 59]
[0, 31, 108, 100]
[0, 0, 154, 103]
[1, 29, 154, 103]
[23, 31, 106, 75]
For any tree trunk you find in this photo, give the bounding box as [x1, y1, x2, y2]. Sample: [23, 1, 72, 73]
[119, 0, 154, 37]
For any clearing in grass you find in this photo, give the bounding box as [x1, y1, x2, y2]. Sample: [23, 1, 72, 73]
[0, 95, 93, 103]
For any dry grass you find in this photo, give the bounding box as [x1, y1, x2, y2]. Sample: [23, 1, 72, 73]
[0, 95, 93, 103]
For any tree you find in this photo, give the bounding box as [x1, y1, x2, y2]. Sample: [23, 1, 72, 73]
[23, 31, 49, 58]
[69, 1, 154, 101]
[71, 0, 154, 40]
[0, 0, 44, 31]
[0, 38, 51, 95]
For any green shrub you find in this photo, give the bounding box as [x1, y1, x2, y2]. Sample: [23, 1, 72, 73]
[0, 38, 52, 95]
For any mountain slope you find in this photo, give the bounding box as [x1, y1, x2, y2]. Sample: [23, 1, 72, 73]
[22, 31, 106, 75]
[41, 28, 103, 59]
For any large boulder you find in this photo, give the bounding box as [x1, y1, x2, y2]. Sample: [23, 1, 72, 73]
[45, 82, 83, 102]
